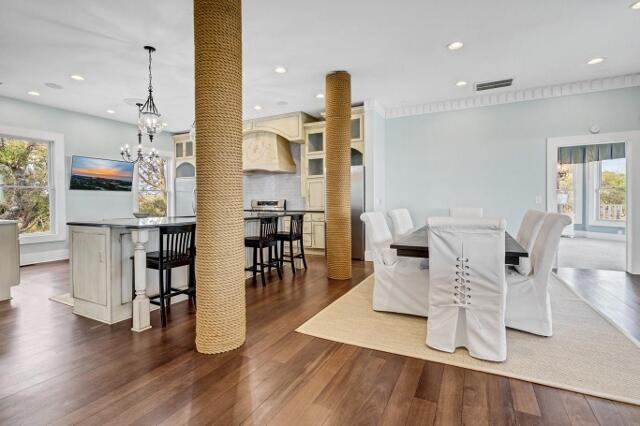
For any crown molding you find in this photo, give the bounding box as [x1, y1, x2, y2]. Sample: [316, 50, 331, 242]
[385, 73, 640, 119]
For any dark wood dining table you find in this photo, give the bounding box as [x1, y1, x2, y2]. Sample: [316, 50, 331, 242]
[390, 225, 528, 265]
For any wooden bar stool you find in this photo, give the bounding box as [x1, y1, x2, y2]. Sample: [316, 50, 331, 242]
[276, 214, 308, 274]
[245, 216, 282, 286]
[132, 224, 196, 327]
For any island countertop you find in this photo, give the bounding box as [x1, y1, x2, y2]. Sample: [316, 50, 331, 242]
[67, 210, 325, 229]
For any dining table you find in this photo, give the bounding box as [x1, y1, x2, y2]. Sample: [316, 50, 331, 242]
[390, 225, 528, 265]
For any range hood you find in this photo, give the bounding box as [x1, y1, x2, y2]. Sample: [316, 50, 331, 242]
[243, 131, 296, 174]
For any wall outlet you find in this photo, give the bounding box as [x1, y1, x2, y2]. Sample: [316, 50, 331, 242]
[535, 195, 543, 205]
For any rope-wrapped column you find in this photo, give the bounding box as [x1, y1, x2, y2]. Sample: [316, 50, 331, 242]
[325, 71, 352, 280]
[193, 0, 245, 354]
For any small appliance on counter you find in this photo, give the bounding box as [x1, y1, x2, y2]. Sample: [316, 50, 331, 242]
[248, 199, 287, 212]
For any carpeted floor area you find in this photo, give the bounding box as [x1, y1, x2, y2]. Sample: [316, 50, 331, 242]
[297, 274, 640, 405]
[558, 237, 625, 271]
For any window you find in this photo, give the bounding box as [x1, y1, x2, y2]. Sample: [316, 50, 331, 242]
[596, 158, 625, 222]
[556, 163, 582, 224]
[0, 136, 52, 234]
[137, 158, 168, 216]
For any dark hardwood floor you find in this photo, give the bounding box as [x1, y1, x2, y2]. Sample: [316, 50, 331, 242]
[0, 258, 639, 425]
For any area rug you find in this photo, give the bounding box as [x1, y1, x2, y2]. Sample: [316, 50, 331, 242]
[297, 274, 640, 405]
[49, 292, 74, 307]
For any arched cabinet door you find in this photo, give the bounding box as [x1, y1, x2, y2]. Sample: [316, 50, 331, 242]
[176, 162, 196, 178]
[350, 148, 363, 166]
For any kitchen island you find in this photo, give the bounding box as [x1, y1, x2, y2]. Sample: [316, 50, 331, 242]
[67, 212, 322, 332]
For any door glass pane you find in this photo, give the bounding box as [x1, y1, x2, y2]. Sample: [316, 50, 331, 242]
[308, 133, 323, 152]
[185, 141, 194, 157]
[0, 187, 50, 233]
[176, 142, 184, 158]
[556, 164, 575, 216]
[351, 118, 361, 140]
[598, 158, 625, 221]
[308, 158, 323, 176]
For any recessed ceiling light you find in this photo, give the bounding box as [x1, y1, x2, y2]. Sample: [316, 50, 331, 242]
[253, 105, 263, 110]
[45, 82, 64, 90]
[274, 66, 287, 74]
[315, 93, 325, 99]
[106, 109, 115, 114]
[630, 1, 640, 10]
[27, 91, 40, 96]
[70, 74, 85, 81]
[447, 41, 464, 51]
[587, 57, 605, 65]
[455, 80, 468, 87]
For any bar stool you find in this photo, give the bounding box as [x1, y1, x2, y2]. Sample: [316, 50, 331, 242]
[276, 214, 307, 274]
[132, 224, 196, 327]
[245, 216, 282, 286]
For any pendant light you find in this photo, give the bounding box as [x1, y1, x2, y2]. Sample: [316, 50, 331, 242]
[137, 46, 163, 141]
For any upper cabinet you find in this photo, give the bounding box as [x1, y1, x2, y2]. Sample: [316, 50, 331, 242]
[173, 133, 196, 178]
[243, 112, 316, 143]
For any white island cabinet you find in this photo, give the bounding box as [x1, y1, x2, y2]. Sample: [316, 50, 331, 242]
[0, 220, 20, 301]
[67, 217, 195, 329]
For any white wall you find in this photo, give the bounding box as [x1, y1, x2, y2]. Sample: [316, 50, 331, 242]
[383, 87, 640, 234]
[0, 96, 174, 263]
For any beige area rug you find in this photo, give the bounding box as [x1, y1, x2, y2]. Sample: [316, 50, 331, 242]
[297, 274, 640, 405]
[49, 292, 74, 307]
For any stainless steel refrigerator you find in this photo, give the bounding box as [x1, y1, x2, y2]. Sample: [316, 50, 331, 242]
[351, 165, 365, 260]
[175, 177, 196, 216]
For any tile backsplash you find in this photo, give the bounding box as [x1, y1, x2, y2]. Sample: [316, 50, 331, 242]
[243, 143, 304, 210]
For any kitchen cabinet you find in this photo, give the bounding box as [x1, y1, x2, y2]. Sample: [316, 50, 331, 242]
[300, 106, 365, 253]
[311, 222, 325, 249]
[306, 179, 325, 210]
[173, 133, 196, 178]
[243, 111, 315, 143]
[0, 221, 20, 301]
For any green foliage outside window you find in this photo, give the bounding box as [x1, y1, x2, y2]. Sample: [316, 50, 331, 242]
[137, 158, 167, 217]
[0, 138, 51, 233]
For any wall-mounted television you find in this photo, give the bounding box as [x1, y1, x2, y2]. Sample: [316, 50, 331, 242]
[69, 156, 134, 191]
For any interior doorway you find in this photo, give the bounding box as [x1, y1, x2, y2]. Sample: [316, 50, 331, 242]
[548, 137, 627, 271]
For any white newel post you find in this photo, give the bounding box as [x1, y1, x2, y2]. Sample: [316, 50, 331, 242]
[131, 229, 152, 332]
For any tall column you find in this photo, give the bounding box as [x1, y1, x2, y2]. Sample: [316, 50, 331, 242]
[325, 71, 352, 280]
[193, 0, 246, 354]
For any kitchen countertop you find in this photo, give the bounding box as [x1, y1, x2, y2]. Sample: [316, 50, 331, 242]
[67, 216, 197, 229]
[68, 211, 325, 229]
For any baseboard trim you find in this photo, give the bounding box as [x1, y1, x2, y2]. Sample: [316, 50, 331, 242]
[573, 230, 626, 242]
[20, 249, 69, 266]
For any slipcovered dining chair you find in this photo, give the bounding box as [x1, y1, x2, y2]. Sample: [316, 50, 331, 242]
[449, 207, 483, 218]
[426, 217, 508, 362]
[388, 208, 414, 241]
[514, 209, 546, 276]
[360, 212, 429, 317]
[505, 213, 571, 337]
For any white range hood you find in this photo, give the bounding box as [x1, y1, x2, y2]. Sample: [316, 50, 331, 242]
[243, 131, 296, 174]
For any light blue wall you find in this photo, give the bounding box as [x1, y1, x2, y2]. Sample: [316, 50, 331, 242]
[384, 87, 640, 234]
[0, 96, 174, 257]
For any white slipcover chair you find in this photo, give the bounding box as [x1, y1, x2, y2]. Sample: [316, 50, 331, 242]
[426, 217, 507, 362]
[514, 209, 546, 275]
[449, 207, 483, 218]
[505, 213, 572, 336]
[360, 212, 429, 317]
[388, 208, 414, 241]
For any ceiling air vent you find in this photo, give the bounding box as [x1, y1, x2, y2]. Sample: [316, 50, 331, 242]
[475, 79, 513, 92]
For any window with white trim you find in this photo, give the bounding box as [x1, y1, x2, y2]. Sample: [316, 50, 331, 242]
[0, 136, 53, 234]
[596, 158, 626, 222]
[136, 157, 168, 217]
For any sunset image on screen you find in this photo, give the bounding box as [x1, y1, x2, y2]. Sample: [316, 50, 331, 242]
[69, 156, 134, 191]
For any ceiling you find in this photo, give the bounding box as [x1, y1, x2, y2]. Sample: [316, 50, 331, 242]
[0, 0, 639, 132]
